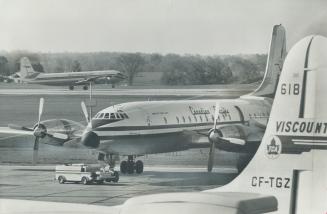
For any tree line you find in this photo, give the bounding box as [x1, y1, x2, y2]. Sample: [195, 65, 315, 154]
[0, 51, 267, 85]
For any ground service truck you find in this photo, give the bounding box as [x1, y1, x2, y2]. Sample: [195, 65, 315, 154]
[55, 163, 119, 185]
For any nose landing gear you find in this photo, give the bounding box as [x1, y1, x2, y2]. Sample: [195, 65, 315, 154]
[120, 155, 144, 174]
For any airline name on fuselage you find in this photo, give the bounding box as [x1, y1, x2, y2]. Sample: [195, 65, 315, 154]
[189, 106, 210, 115]
[276, 121, 327, 134]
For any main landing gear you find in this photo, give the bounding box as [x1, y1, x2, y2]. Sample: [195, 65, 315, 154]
[120, 155, 144, 174]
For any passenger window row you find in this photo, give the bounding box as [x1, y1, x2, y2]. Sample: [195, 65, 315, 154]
[172, 114, 228, 125]
[248, 112, 269, 119]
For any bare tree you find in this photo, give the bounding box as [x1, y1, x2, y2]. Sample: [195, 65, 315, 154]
[0, 56, 9, 76]
[72, 60, 82, 72]
[117, 53, 145, 85]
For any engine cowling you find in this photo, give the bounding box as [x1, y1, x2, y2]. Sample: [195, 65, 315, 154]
[34, 119, 84, 146]
[81, 131, 100, 148]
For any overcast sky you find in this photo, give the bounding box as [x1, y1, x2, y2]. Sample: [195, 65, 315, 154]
[0, 0, 326, 55]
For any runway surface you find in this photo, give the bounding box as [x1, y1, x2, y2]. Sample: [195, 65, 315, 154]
[0, 165, 237, 206]
[0, 87, 252, 96]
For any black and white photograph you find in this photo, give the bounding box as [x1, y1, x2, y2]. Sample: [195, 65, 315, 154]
[0, 0, 326, 213]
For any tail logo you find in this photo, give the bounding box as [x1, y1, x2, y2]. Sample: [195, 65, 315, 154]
[266, 136, 282, 159]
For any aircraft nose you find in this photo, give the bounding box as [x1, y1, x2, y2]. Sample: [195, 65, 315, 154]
[81, 131, 100, 148]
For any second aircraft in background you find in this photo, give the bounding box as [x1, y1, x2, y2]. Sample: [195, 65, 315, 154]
[7, 57, 126, 90]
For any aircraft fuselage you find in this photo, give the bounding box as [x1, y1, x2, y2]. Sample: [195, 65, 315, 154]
[86, 97, 272, 155]
[16, 70, 124, 86]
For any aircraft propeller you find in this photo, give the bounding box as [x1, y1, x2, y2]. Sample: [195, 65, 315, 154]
[81, 101, 90, 123]
[207, 102, 246, 172]
[8, 98, 68, 165]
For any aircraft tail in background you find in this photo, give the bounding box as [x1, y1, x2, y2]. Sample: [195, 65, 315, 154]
[249, 24, 287, 98]
[19, 57, 38, 78]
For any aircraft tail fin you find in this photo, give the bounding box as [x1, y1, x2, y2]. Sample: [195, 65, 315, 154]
[250, 24, 286, 98]
[209, 35, 327, 213]
[19, 57, 38, 78]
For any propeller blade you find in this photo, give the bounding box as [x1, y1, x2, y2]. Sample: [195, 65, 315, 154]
[207, 140, 215, 172]
[37, 98, 44, 126]
[49, 132, 69, 140]
[213, 102, 220, 130]
[8, 124, 33, 131]
[207, 102, 221, 172]
[32, 137, 40, 165]
[221, 137, 246, 145]
[81, 101, 89, 123]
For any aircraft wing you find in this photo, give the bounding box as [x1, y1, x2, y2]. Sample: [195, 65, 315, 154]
[75, 71, 126, 84]
[0, 127, 33, 136]
[119, 192, 277, 214]
[0, 192, 277, 214]
[0, 199, 120, 214]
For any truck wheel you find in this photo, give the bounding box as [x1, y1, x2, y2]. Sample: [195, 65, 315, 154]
[58, 176, 65, 184]
[69, 85, 74, 90]
[81, 177, 89, 185]
[113, 171, 119, 183]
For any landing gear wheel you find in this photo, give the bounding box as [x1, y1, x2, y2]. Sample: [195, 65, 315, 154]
[69, 85, 74, 90]
[112, 171, 119, 182]
[83, 85, 88, 90]
[120, 161, 127, 174]
[135, 160, 144, 174]
[58, 176, 65, 184]
[81, 177, 89, 185]
[127, 161, 135, 174]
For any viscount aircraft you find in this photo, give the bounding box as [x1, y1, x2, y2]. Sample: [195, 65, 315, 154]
[9, 57, 126, 90]
[80, 24, 287, 174]
[2, 34, 326, 214]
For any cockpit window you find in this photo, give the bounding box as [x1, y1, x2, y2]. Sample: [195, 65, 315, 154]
[95, 110, 129, 120]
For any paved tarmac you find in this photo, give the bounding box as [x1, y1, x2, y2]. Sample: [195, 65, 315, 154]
[0, 165, 237, 206]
